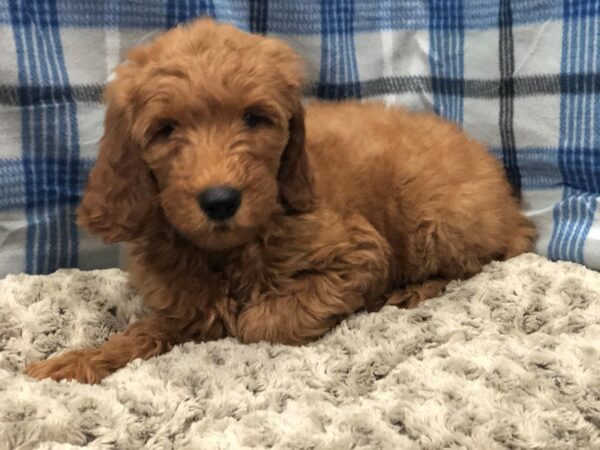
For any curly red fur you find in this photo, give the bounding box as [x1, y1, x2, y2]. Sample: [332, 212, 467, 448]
[25, 18, 536, 383]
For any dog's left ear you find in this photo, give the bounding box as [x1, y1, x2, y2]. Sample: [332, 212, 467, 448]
[267, 39, 315, 213]
[277, 100, 315, 213]
[261, 37, 314, 212]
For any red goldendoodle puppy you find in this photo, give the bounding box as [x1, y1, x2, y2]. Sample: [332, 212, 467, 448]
[25, 18, 536, 383]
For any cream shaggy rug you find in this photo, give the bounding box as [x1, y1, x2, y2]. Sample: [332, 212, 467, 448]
[0, 253, 599, 449]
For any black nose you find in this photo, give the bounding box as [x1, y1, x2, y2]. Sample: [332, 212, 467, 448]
[198, 186, 241, 221]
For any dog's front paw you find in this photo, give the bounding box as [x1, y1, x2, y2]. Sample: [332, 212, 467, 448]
[24, 349, 109, 384]
[385, 280, 449, 309]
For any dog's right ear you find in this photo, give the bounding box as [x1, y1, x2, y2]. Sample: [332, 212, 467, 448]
[77, 77, 156, 243]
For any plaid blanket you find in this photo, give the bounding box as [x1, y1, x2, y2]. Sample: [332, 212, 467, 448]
[0, 0, 599, 276]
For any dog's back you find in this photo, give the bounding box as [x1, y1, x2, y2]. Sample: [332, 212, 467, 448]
[304, 100, 536, 283]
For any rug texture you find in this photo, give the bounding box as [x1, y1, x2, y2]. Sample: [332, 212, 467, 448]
[0, 253, 599, 450]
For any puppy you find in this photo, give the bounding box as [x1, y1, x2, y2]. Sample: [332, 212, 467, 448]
[25, 18, 536, 383]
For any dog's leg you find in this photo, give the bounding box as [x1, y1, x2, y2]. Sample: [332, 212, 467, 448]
[385, 279, 449, 309]
[24, 314, 191, 384]
[234, 211, 392, 345]
[235, 281, 361, 345]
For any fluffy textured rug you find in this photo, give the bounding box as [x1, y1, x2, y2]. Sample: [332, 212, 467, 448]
[0, 253, 599, 449]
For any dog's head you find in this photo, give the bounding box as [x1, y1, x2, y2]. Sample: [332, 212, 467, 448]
[78, 18, 314, 250]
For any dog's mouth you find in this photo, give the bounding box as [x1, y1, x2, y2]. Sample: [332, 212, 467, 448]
[185, 218, 259, 251]
[213, 223, 232, 233]
[170, 220, 251, 250]
[212, 223, 234, 236]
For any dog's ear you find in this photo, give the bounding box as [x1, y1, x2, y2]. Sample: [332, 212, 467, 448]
[277, 101, 315, 213]
[77, 79, 156, 243]
[261, 38, 315, 213]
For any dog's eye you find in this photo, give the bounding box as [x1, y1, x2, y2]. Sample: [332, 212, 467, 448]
[243, 112, 270, 129]
[151, 121, 177, 142]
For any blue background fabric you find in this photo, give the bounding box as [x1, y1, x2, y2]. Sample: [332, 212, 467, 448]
[1, 0, 599, 276]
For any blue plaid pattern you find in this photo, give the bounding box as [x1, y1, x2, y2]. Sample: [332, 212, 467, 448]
[1, 0, 599, 275]
[429, 0, 465, 125]
[549, 0, 600, 263]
